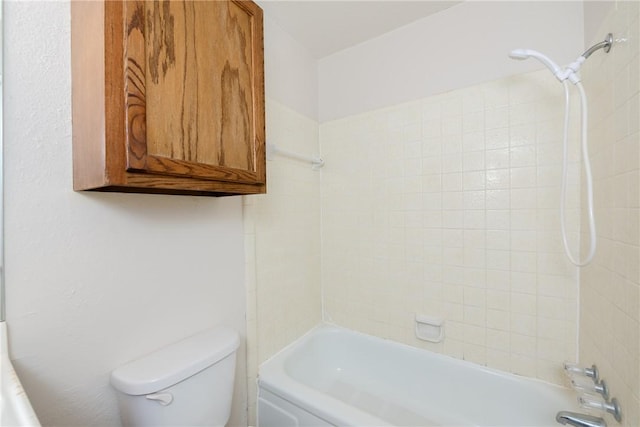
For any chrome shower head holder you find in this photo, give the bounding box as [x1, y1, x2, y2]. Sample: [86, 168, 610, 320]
[509, 33, 615, 85]
[582, 33, 613, 59]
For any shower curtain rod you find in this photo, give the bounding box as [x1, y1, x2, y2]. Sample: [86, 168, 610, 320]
[266, 143, 324, 169]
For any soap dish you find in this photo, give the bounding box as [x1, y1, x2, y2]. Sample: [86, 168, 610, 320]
[415, 314, 444, 343]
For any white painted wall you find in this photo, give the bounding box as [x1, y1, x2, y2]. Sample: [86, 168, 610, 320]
[318, 1, 585, 122]
[4, 2, 247, 426]
[260, 11, 319, 121]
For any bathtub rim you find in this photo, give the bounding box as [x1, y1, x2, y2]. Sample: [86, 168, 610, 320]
[261, 322, 574, 390]
[258, 322, 576, 427]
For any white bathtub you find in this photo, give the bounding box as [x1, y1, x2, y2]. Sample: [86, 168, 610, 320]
[1, 323, 41, 427]
[258, 324, 578, 427]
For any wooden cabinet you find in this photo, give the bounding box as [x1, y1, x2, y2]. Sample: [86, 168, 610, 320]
[71, 0, 266, 196]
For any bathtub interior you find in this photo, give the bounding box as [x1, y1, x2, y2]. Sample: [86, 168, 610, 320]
[261, 325, 578, 427]
[282, 332, 455, 425]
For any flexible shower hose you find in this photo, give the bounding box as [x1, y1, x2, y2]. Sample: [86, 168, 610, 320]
[560, 81, 597, 266]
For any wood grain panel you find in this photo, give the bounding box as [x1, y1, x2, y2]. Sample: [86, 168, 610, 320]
[124, 172, 265, 195]
[104, 0, 128, 184]
[143, 0, 255, 172]
[123, 0, 148, 171]
[243, 0, 266, 185]
[71, 0, 107, 190]
[217, 1, 254, 170]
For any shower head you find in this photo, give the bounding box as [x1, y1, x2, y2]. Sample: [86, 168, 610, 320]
[508, 49, 532, 60]
[510, 34, 614, 85]
[509, 48, 563, 76]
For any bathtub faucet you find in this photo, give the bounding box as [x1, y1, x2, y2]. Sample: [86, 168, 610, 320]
[556, 411, 606, 427]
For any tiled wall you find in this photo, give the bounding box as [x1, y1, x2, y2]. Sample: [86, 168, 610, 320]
[249, 5, 639, 425]
[580, 2, 640, 426]
[320, 69, 583, 385]
[244, 99, 322, 424]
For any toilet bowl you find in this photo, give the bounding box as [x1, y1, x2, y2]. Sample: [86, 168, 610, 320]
[111, 327, 240, 427]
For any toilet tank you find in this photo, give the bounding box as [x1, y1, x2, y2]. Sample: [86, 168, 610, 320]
[111, 327, 240, 427]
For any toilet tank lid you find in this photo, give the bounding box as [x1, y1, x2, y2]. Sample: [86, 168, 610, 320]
[110, 326, 240, 396]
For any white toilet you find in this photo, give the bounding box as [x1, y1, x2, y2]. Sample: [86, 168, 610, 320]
[110, 327, 240, 427]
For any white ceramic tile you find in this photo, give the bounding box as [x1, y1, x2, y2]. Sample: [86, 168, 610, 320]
[463, 131, 485, 152]
[442, 172, 463, 191]
[485, 107, 509, 130]
[486, 169, 510, 190]
[486, 128, 510, 149]
[319, 68, 593, 387]
[578, 5, 640, 423]
[442, 133, 463, 154]
[486, 148, 510, 170]
[442, 116, 462, 139]
[442, 154, 463, 173]
[246, 101, 322, 424]
[486, 189, 510, 210]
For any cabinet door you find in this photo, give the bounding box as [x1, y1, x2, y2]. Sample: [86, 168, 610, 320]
[123, 0, 265, 186]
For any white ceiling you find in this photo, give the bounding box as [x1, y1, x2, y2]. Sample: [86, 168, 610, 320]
[256, 1, 463, 59]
